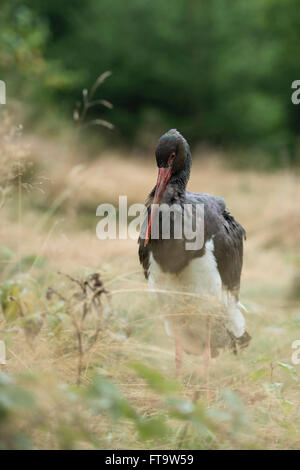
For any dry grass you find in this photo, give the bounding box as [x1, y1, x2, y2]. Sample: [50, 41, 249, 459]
[1, 127, 300, 449]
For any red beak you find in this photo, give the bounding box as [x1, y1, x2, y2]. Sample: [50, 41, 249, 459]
[144, 166, 172, 247]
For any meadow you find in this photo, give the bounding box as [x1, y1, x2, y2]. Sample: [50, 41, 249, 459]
[0, 119, 300, 450]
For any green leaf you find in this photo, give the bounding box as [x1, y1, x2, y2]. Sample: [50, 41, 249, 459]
[0, 372, 13, 387]
[167, 397, 195, 418]
[0, 372, 35, 420]
[13, 254, 46, 272]
[277, 362, 299, 383]
[56, 424, 96, 450]
[1, 284, 21, 321]
[252, 356, 272, 365]
[85, 376, 137, 421]
[281, 400, 294, 414]
[219, 389, 249, 435]
[137, 417, 167, 440]
[250, 368, 268, 381]
[129, 362, 179, 394]
[0, 246, 15, 262]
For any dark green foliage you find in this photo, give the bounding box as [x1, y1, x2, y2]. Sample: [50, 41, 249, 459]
[1, 0, 300, 163]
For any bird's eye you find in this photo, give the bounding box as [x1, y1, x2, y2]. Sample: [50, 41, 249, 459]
[168, 152, 176, 165]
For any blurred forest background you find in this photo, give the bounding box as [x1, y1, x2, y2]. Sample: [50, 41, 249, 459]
[1, 0, 300, 166]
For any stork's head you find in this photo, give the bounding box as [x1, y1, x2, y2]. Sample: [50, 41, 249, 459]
[155, 129, 191, 178]
[153, 129, 191, 200]
[144, 129, 191, 246]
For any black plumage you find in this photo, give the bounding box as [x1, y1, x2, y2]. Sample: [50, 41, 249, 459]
[138, 129, 251, 358]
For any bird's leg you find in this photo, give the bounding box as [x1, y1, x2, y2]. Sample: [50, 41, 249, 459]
[205, 315, 211, 403]
[173, 324, 183, 378]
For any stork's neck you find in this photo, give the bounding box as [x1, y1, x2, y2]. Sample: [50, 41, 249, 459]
[169, 166, 190, 194]
[149, 167, 190, 202]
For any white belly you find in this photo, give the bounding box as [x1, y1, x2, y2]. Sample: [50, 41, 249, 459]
[148, 238, 245, 340]
[148, 239, 222, 298]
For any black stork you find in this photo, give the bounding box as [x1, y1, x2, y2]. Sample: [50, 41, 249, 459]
[138, 129, 251, 374]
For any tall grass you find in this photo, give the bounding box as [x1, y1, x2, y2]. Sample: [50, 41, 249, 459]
[0, 118, 300, 449]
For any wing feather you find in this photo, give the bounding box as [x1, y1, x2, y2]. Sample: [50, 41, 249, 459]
[138, 191, 246, 292]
